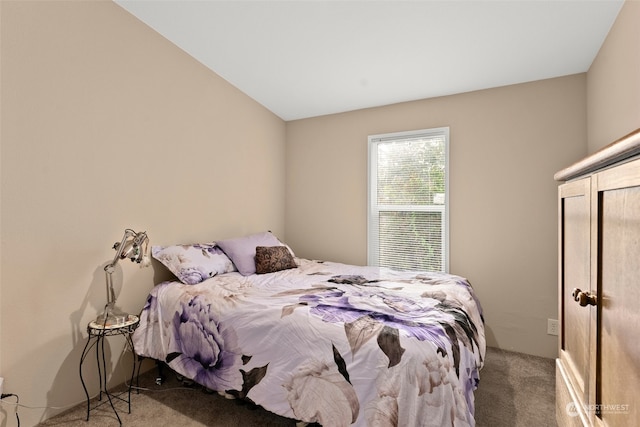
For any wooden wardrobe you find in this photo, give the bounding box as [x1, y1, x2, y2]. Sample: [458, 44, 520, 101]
[555, 128, 640, 427]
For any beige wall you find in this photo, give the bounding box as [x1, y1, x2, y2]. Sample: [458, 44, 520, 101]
[587, 0, 640, 153]
[0, 1, 285, 426]
[286, 75, 588, 359]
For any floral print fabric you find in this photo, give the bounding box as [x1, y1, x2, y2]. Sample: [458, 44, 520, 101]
[133, 258, 486, 426]
[151, 243, 236, 285]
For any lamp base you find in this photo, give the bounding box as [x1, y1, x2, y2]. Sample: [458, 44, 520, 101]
[96, 304, 130, 327]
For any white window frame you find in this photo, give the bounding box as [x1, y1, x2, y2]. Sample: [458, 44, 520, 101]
[367, 127, 450, 272]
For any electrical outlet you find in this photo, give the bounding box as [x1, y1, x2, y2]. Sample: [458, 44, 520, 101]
[547, 319, 559, 336]
[0, 377, 4, 396]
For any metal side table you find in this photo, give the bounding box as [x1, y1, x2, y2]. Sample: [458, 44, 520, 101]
[79, 315, 140, 425]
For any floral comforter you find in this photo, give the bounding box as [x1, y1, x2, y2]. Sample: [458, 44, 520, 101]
[133, 258, 486, 426]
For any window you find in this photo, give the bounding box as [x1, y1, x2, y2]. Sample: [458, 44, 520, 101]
[368, 127, 449, 272]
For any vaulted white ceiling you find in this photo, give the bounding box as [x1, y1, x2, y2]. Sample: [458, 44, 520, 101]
[115, 0, 624, 121]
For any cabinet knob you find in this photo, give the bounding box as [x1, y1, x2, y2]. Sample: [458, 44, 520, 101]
[571, 288, 597, 307]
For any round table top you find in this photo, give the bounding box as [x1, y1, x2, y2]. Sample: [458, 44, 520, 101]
[88, 314, 140, 332]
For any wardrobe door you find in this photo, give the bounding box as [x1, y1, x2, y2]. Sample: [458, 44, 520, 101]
[594, 159, 640, 427]
[557, 177, 592, 426]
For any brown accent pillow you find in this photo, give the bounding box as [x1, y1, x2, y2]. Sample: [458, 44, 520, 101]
[255, 246, 297, 274]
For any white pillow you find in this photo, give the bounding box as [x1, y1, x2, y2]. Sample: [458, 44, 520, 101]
[152, 243, 236, 285]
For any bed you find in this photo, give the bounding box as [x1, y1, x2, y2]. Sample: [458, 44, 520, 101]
[132, 232, 486, 426]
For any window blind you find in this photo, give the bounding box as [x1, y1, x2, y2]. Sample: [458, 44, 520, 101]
[368, 128, 449, 272]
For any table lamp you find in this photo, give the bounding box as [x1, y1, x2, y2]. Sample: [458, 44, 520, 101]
[96, 228, 150, 326]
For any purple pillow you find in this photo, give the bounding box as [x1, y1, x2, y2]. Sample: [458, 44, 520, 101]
[216, 232, 284, 276]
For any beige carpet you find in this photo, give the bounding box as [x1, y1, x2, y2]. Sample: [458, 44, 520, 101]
[37, 346, 555, 427]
